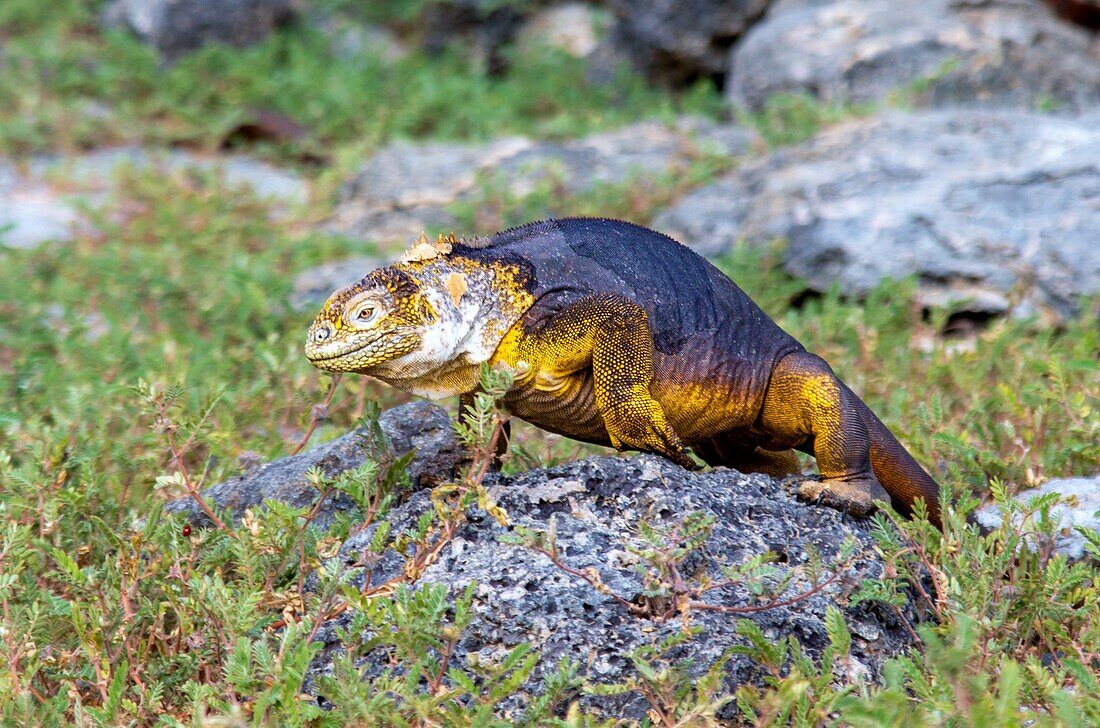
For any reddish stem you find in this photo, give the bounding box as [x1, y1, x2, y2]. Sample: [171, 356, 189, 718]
[291, 374, 342, 456]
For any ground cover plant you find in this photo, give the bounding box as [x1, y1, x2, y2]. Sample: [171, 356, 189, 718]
[1, 2, 1098, 725]
[0, 0, 720, 158]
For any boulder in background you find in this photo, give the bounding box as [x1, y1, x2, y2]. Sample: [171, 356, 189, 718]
[102, 0, 300, 61]
[727, 0, 1100, 113]
[656, 109, 1100, 323]
[329, 119, 757, 245]
[602, 0, 770, 87]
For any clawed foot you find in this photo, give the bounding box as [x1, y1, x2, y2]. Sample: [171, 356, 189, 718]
[604, 400, 699, 471]
[797, 477, 890, 517]
[658, 443, 701, 471]
[616, 428, 700, 471]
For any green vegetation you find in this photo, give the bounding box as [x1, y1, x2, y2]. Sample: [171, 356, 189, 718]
[738, 60, 974, 148]
[1, 3, 1098, 725]
[0, 0, 720, 158]
[738, 94, 866, 148]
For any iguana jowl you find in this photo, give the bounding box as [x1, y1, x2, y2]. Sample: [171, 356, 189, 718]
[305, 217, 941, 525]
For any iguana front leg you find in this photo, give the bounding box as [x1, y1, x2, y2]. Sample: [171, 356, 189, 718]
[499, 293, 697, 469]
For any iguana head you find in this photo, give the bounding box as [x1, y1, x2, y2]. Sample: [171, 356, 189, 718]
[305, 234, 535, 398]
[305, 266, 437, 374]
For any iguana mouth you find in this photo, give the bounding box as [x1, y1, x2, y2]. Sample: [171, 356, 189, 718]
[305, 336, 376, 363]
[305, 326, 423, 370]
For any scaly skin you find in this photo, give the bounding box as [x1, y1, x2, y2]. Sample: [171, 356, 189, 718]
[305, 219, 942, 526]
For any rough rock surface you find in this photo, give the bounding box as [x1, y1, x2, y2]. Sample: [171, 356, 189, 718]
[974, 475, 1100, 561]
[727, 0, 1100, 113]
[36, 148, 308, 203]
[0, 148, 306, 249]
[604, 0, 770, 87]
[102, 0, 299, 61]
[307, 8, 409, 62]
[307, 454, 914, 718]
[166, 402, 466, 530]
[329, 120, 757, 245]
[656, 109, 1100, 321]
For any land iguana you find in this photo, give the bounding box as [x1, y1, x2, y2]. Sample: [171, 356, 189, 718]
[305, 218, 942, 526]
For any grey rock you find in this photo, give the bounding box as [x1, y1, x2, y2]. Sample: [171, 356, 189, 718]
[0, 161, 80, 249]
[166, 402, 466, 530]
[728, 0, 1100, 113]
[308, 11, 409, 62]
[516, 3, 608, 58]
[336, 136, 531, 221]
[583, 28, 637, 87]
[328, 136, 528, 243]
[309, 454, 915, 718]
[0, 148, 307, 249]
[330, 120, 757, 245]
[39, 148, 308, 204]
[334, 24, 407, 63]
[605, 0, 770, 87]
[215, 156, 308, 203]
[102, 0, 299, 61]
[494, 120, 754, 198]
[973, 475, 1100, 561]
[656, 109, 1100, 322]
[420, 0, 529, 73]
[291, 256, 385, 312]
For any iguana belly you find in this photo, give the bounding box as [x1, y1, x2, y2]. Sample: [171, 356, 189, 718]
[501, 352, 765, 447]
[502, 368, 611, 445]
[650, 351, 765, 441]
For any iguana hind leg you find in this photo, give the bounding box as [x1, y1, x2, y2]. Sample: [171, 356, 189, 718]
[759, 352, 889, 516]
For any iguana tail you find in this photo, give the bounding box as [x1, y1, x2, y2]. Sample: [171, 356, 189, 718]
[847, 385, 943, 527]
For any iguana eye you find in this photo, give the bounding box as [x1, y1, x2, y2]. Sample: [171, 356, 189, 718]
[349, 302, 379, 327]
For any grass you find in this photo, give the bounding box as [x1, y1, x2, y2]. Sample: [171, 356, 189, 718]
[738, 94, 866, 148]
[0, 3, 1098, 725]
[0, 0, 722, 159]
